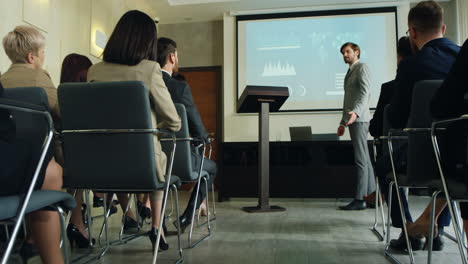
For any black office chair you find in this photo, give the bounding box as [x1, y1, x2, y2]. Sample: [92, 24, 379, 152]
[431, 114, 468, 264]
[384, 80, 452, 264]
[58, 81, 183, 264]
[161, 103, 211, 248]
[0, 87, 76, 264]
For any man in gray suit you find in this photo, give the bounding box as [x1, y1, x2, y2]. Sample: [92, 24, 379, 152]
[337, 42, 375, 210]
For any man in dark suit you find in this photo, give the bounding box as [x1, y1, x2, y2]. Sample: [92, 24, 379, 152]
[376, 1, 460, 251]
[431, 38, 468, 239]
[369, 37, 412, 139]
[157, 37, 217, 232]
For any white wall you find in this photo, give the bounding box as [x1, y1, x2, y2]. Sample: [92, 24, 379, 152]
[0, 0, 155, 85]
[223, 2, 411, 142]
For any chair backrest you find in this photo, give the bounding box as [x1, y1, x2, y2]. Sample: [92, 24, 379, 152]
[58, 81, 161, 191]
[2, 87, 50, 193]
[407, 80, 443, 182]
[160, 103, 198, 181]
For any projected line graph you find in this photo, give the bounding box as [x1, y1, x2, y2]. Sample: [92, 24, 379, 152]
[262, 61, 297, 77]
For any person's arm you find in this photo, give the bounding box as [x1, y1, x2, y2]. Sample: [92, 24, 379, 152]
[149, 64, 181, 132]
[431, 39, 468, 119]
[369, 82, 392, 137]
[36, 70, 61, 129]
[180, 83, 209, 141]
[387, 61, 413, 128]
[349, 64, 372, 120]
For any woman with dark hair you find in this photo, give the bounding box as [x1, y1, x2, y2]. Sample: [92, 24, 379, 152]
[60, 53, 92, 83]
[87, 10, 181, 251]
[59, 53, 98, 248]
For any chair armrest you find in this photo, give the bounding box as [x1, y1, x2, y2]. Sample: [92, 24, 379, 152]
[62, 128, 159, 134]
[402, 128, 432, 133]
[0, 98, 48, 112]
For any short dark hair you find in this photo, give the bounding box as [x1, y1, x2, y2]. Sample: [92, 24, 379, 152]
[157, 37, 177, 67]
[103, 10, 158, 66]
[397, 36, 412, 58]
[340, 42, 361, 59]
[60, 53, 93, 83]
[172, 72, 186, 82]
[408, 1, 444, 34]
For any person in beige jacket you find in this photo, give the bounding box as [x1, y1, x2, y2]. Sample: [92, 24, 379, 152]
[1, 25, 64, 264]
[87, 10, 181, 251]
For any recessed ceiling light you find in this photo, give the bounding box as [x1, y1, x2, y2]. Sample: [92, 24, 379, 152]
[168, 0, 239, 6]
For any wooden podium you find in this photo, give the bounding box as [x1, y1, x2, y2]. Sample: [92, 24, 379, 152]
[237, 85, 289, 213]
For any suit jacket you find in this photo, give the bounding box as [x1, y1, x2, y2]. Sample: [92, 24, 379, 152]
[388, 38, 460, 128]
[161, 71, 208, 142]
[87, 60, 181, 182]
[431, 38, 468, 119]
[341, 61, 372, 124]
[0, 81, 15, 142]
[369, 80, 396, 137]
[0, 64, 60, 127]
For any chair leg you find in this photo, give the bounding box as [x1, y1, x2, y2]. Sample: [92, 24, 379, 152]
[171, 185, 183, 264]
[447, 199, 468, 263]
[427, 190, 440, 264]
[385, 181, 394, 248]
[211, 183, 217, 217]
[372, 179, 385, 241]
[166, 188, 174, 218]
[188, 176, 211, 248]
[57, 206, 70, 264]
[98, 193, 110, 259]
[432, 133, 468, 263]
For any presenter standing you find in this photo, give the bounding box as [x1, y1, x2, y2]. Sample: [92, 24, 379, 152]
[337, 42, 375, 210]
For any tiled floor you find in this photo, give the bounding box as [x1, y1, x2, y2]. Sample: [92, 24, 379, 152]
[30, 192, 466, 263]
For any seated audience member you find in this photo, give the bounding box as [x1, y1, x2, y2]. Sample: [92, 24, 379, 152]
[364, 37, 412, 206]
[369, 36, 413, 139]
[156, 37, 217, 232]
[60, 53, 104, 248]
[0, 26, 64, 263]
[406, 38, 468, 249]
[87, 10, 181, 251]
[375, 1, 460, 251]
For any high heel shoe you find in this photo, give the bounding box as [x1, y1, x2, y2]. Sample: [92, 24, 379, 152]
[149, 227, 169, 252]
[67, 224, 95, 248]
[137, 201, 152, 218]
[19, 242, 38, 263]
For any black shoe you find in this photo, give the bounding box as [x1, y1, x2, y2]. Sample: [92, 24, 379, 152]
[19, 242, 39, 263]
[173, 216, 191, 234]
[339, 200, 367, 210]
[149, 228, 169, 252]
[366, 202, 376, 209]
[429, 235, 444, 251]
[123, 216, 139, 233]
[389, 232, 424, 251]
[137, 201, 151, 224]
[67, 224, 95, 248]
[94, 196, 119, 213]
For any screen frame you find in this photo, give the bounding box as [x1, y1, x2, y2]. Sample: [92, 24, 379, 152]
[235, 6, 399, 113]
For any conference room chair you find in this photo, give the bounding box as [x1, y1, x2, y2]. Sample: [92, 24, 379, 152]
[0, 87, 76, 264]
[371, 138, 387, 242]
[196, 137, 217, 226]
[430, 114, 468, 264]
[161, 103, 211, 248]
[57, 81, 183, 264]
[384, 80, 465, 264]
